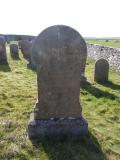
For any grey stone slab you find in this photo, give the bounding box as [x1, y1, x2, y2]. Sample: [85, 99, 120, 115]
[28, 25, 88, 139]
[31, 25, 87, 119]
[10, 44, 19, 59]
[94, 58, 109, 83]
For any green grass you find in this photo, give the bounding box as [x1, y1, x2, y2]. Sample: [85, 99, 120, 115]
[86, 39, 120, 48]
[0, 47, 120, 160]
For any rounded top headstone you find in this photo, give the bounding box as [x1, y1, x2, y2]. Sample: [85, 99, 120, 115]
[32, 25, 87, 119]
[95, 58, 109, 64]
[94, 58, 109, 83]
[95, 58, 109, 70]
[32, 25, 87, 66]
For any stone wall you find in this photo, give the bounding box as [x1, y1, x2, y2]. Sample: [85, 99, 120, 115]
[87, 44, 120, 72]
[0, 34, 35, 43]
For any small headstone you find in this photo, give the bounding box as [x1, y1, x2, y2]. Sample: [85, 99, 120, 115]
[28, 25, 88, 139]
[94, 58, 109, 83]
[10, 44, 19, 59]
[0, 36, 8, 64]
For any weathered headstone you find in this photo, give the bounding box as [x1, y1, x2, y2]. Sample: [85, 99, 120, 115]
[19, 40, 31, 60]
[0, 36, 8, 65]
[94, 58, 109, 83]
[19, 40, 36, 69]
[28, 25, 88, 139]
[10, 44, 19, 59]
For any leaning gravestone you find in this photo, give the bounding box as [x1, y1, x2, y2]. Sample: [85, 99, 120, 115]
[94, 58, 109, 83]
[28, 25, 88, 139]
[0, 36, 8, 64]
[10, 44, 19, 59]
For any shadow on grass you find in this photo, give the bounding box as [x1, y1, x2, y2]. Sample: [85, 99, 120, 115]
[27, 62, 37, 72]
[0, 64, 11, 72]
[11, 56, 21, 60]
[82, 82, 117, 100]
[101, 80, 120, 90]
[31, 132, 106, 160]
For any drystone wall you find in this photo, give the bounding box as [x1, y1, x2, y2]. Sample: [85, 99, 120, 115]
[87, 44, 120, 72]
[0, 34, 35, 43]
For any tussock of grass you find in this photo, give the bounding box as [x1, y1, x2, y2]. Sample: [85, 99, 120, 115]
[0, 46, 120, 159]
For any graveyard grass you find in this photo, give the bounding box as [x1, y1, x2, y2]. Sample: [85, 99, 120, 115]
[0, 46, 120, 160]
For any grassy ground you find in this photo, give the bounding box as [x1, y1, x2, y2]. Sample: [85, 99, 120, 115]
[0, 47, 120, 160]
[86, 39, 120, 48]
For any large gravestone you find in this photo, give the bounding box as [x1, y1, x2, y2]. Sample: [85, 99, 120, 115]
[28, 25, 88, 139]
[0, 36, 8, 64]
[94, 58, 109, 83]
[10, 44, 19, 59]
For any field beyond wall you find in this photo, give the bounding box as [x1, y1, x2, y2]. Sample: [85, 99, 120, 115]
[86, 39, 120, 48]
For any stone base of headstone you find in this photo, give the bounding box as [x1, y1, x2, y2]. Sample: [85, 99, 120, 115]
[28, 113, 88, 139]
